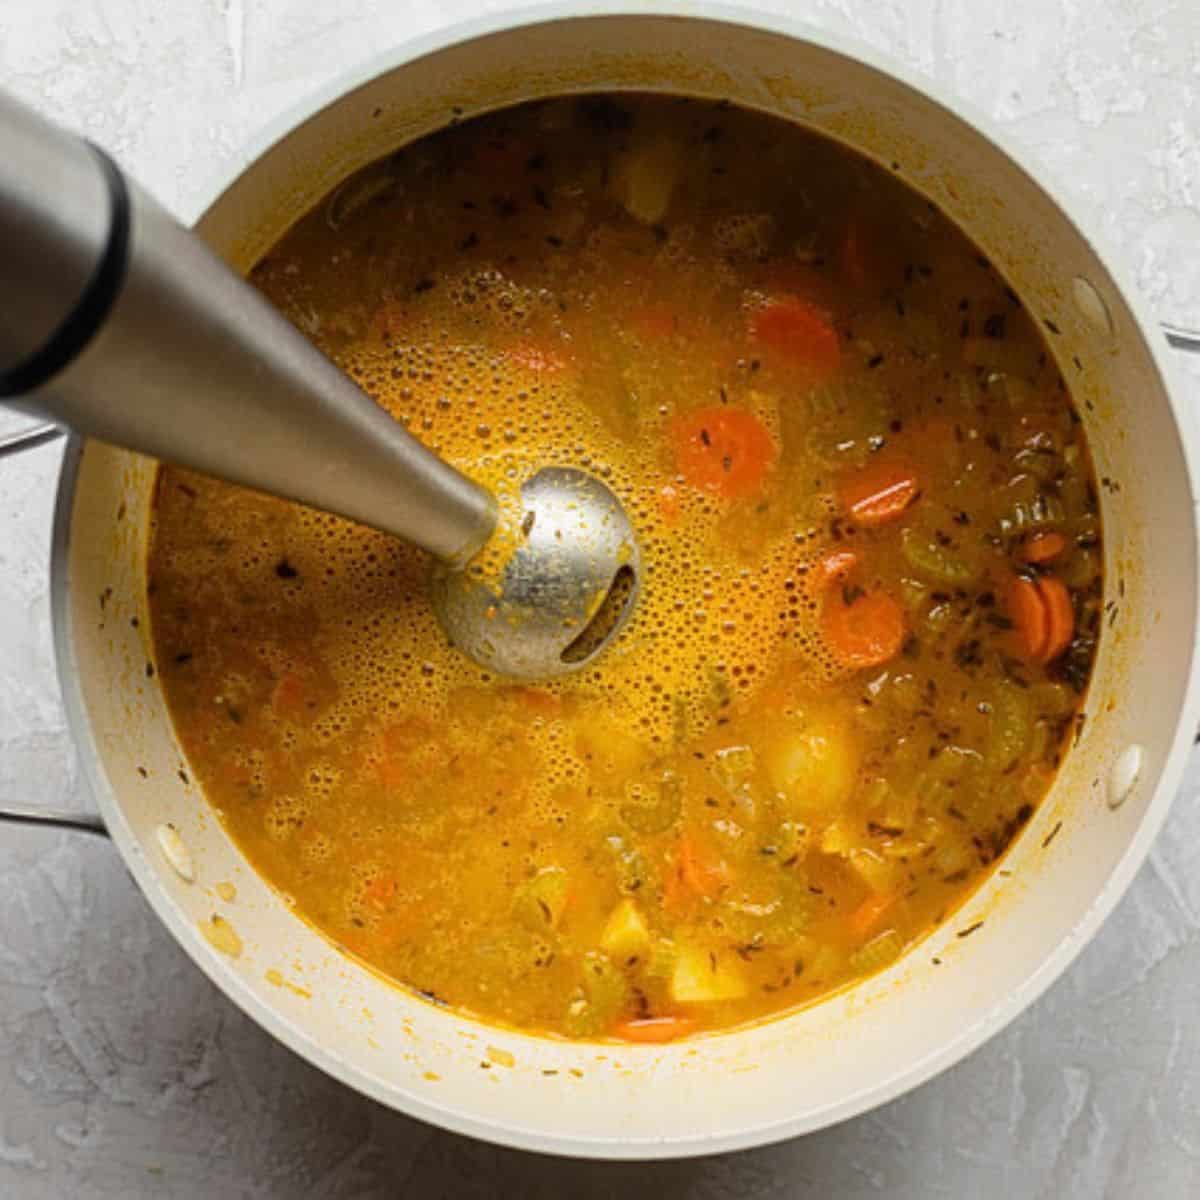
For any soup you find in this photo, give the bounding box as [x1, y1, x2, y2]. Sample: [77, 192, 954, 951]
[147, 95, 1101, 1042]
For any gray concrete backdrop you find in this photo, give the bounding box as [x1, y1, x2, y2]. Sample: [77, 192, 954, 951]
[2, 1, 1200, 1195]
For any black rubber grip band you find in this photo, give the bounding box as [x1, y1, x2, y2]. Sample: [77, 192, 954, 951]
[0, 144, 131, 398]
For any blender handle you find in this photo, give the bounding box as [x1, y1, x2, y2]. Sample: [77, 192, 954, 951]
[0, 89, 495, 567]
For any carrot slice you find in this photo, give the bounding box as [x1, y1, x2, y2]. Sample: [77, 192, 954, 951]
[664, 834, 731, 910]
[1038, 575, 1075, 663]
[838, 461, 920, 526]
[672, 406, 777, 499]
[815, 550, 859, 588]
[1008, 573, 1074, 664]
[1021, 531, 1067, 564]
[823, 590, 905, 670]
[749, 295, 840, 376]
[678, 835, 731, 898]
[611, 1015, 697, 1044]
[1007, 576, 1049, 662]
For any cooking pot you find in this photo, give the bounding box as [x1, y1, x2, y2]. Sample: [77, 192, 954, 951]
[4, 2, 1199, 1159]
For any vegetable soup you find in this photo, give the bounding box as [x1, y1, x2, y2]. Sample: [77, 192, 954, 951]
[148, 95, 1102, 1042]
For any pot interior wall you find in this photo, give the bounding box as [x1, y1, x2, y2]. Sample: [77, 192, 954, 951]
[57, 11, 1199, 1155]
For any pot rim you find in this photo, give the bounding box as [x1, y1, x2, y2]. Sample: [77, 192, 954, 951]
[48, 0, 1200, 1159]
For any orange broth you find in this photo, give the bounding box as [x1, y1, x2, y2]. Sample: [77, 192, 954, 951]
[147, 95, 1101, 1040]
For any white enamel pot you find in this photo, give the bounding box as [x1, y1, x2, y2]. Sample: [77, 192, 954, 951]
[5, 2, 1200, 1160]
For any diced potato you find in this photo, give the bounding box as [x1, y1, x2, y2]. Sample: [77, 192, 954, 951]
[819, 820, 858, 856]
[876, 813, 943, 861]
[883, 791, 921, 835]
[575, 719, 648, 780]
[609, 132, 682, 225]
[765, 722, 858, 821]
[512, 867, 569, 931]
[645, 937, 678, 980]
[861, 775, 918, 833]
[600, 898, 651, 959]
[819, 826, 903, 893]
[847, 847, 903, 894]
[774, 820, 812, 866]
[670, 942, 748, 1004]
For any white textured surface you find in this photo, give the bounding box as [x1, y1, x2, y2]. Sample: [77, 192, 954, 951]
[2, 1, 1200, 1195]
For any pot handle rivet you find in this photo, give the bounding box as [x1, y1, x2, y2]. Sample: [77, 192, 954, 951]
[1072, 277, 1114, 339]
[156, 823, 194, 881]
[1108, 744, 1143, 810]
